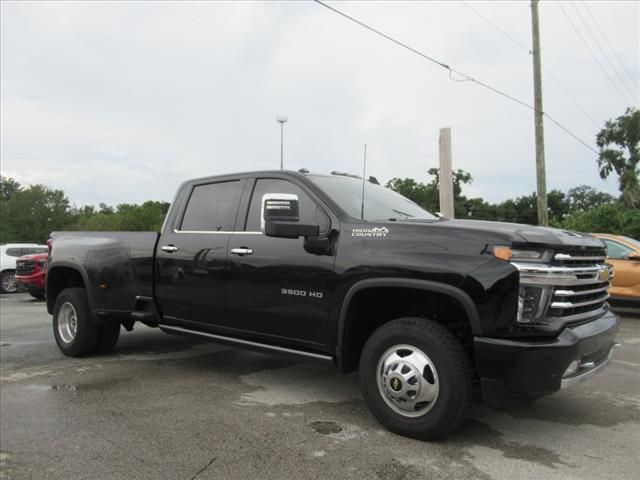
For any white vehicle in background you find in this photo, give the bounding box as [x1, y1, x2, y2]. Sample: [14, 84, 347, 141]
[0, 244, 48, 294]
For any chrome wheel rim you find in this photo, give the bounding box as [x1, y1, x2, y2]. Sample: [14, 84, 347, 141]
[376, 344, 439, 418]
[57, 302, 78, 344]
[2, 273, 16, 293]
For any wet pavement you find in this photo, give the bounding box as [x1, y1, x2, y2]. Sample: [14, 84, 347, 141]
[1, 293, 639, 479]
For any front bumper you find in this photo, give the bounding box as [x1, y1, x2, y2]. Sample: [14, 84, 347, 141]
[474, 309, 619, 403]
[16, 275, 45, 294]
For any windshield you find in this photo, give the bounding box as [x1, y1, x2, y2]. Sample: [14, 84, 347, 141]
[308, 175, 437, 221]
[619, 236, 640, 249]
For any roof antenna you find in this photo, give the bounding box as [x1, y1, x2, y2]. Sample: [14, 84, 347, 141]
[360, 144, 367, 220]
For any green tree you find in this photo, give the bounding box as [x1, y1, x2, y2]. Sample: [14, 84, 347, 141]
[1, 176, 21, 202]
[386, 169, 474, 216]
[385, 177, 439, 212]
[73, 201, 169, 232]
[0, 182, 74, 243]
[596, 107, 640, 208]
[566, 185, 615, 213]
[561, 202, 640, 239]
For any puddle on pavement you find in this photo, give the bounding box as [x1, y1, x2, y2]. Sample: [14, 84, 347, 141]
[239, 363, 360, 406]
[310, 420, 343, 435]
[450, 419, 571, 469]
[24, 377, 132, 394]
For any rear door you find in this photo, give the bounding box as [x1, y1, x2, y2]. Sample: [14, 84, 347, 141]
[226, 176, 337, 347]
[155, 179, 246, 326]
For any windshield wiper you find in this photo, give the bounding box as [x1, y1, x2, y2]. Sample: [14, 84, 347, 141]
[391, 209, 414, 218]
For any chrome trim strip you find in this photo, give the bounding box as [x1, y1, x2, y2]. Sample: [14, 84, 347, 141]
[173, 229, 263, 235]
[521, 276, 604, 286]
[551, 293, 609, 309]
[561, 348, 614, 389]
[160, 325, 334, 361]
[514, 263, 603, 274]
[554, 253, 607, 261]
[516, 262, 612, 286]
[553, 285, 610, 297]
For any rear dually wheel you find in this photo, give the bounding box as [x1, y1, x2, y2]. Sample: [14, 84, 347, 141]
[52, 288, 99, 357]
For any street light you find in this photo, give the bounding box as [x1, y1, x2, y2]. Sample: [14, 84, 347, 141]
[276, 116, 288, 170]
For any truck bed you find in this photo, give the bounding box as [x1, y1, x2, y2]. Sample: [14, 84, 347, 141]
[50, 231, 159, 314]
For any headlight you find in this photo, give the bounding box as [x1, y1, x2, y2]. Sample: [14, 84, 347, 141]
[492, 246, 553, 263]
[517, 285, 552, 323]
[493, 246, 554, 323]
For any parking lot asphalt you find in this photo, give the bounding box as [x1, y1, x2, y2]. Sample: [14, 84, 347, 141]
[1, 293, 639, 480]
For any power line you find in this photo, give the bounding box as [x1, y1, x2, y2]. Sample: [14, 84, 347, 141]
[459, 0, 599, 126]
[579, 0, 639, 99]
[460, 1, 530, 52]
[312, 0, 599, 155]
[557, 1, 635, 106]
[570, 2, 638, 103]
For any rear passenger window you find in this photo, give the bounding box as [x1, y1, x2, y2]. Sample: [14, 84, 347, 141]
[25, 248, 47, 255]
[5, 248, 22, 257]
[181, 181, 243, 232]
[245, 178, 330, 233]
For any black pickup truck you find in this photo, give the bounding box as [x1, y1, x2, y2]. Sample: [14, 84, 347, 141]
[47, 170, 619, 439]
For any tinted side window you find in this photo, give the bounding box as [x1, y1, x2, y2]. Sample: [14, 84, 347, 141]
[25, 248, 47, 255]
[181, 181, 243, 232]
[604, 239, 633, 260]
[5, 248, 22, 257]
[246, 179, 330, 233]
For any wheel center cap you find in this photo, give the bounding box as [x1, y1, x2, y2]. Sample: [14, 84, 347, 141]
[390, 377, 403, 392]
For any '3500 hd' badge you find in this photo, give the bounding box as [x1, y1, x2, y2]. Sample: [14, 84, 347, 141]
[351, 227, 389, 238]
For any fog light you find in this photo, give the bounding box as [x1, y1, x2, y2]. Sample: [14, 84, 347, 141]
[564, 360, 580, 377]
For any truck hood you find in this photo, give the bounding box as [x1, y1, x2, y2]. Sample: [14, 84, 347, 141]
[435, 219, 605, 248]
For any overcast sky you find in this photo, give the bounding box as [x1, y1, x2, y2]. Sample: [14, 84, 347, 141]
[1, 1, 638, 208]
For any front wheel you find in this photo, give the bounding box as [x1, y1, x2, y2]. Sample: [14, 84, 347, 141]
[359, 317, 472, 440]
[52, 287, 99, 357]
[0, 271, 17, 294]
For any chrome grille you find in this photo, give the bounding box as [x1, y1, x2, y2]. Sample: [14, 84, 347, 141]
[553, 248, 607, 267]
[515, 247, 611, 324]
[16, 260, 36, 276]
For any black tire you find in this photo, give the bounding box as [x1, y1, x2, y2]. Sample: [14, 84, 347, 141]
[359, 317, 472, 441]
[0, 271, 17, 294]
[52, 287, 99, 357]
[94, 323, 121, 354]
[30, 292, 45, 300]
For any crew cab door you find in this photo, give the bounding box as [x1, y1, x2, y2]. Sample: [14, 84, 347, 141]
[226, 177, 337, 347]
[155, 179, 246, 325]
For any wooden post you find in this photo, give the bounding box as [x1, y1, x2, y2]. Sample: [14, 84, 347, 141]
[439, 127, 455, 219]
[531, 0, 548, 226]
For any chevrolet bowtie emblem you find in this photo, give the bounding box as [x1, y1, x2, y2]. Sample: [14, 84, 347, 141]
[599, 267, 611, 282]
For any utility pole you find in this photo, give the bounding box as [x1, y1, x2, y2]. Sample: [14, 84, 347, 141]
[277, 116, 288, 170]
[438, 127, 455, 219]
[531, 0, 548, 226]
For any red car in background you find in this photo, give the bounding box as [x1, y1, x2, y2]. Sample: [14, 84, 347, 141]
[15, 253, 48, 299]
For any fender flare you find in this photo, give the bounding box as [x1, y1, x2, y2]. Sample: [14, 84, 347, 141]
[336, 278, 482, 363]
[46, 262, 97, 322]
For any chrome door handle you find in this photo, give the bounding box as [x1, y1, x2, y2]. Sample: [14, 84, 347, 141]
[230, 248, 253, 256]
[161, 245, 178, 253]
